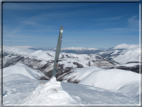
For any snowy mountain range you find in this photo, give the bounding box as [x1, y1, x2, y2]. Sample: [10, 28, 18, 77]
[1, 44, 141, 105]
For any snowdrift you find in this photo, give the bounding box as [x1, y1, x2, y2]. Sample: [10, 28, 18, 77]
[23, 77, 80, 105]
[21, 77, 138, 105]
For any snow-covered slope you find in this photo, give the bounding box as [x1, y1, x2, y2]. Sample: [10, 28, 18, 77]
[3, 63, 48, 80]
[3, 74, 41, 105]
[3, 46, 55, 61]
[113, 44, 139, 49]
[3, 46, 115, 80]
[113, 44, 140, 64]
[3, 63, 47, 105]
[63, 66, 141, 99]
[98, 44, 140, 64]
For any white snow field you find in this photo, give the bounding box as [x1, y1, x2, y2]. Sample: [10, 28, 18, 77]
[21, 77, 139, 106]
[64, 66, 141, 99]
[3, 63, 45, 105]
[3, 76, 139, 106]
[3, 63, 46, 80]
[3, 64, 140, 106]
[98, 44, 141, 64]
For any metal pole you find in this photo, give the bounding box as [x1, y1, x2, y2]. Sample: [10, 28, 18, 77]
[52, 26, 63, 77]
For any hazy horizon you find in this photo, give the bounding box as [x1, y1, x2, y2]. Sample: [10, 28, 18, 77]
[3, 43, 140, 50]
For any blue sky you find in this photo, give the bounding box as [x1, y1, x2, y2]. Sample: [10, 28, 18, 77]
[3, 3, 139, 49]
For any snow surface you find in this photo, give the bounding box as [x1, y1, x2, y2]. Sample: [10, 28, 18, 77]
[30, 50, 53, 61]
[113, 44, 139, 50]
[112, 44, 140, 64]
[3, 46, 55, 61]
[3, 75, 41, 105]
[23, 77, 81, 105]
[113, 47, 140, 64]
[97, 44, 140, 64]
[21, 78, 139, 105]
[2, 63, 47, 105]
[64, 66, 141, 99]
[3, 63, 46, 80]
[2, 64, 140, 105]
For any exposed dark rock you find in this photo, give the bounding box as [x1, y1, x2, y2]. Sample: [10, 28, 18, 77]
[66, 55, 70, 58]
[126, 61, 140, 64]
[3, 56, 24, 67]
[73, 62, 83, 68]
[116, 65, 141, 74]
[57, 67, 73, 81]
[39, 76, 50, 80]
[95, 55, 102, 59]
[47, 53, 53, 57]
[67, 76, 80, 83]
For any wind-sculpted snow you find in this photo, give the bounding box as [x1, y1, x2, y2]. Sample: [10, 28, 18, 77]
[3, 75, 41, 105]
[63, 66, 141, 99]
[21, 78, 138, 105]
[23, 77, 80, 105]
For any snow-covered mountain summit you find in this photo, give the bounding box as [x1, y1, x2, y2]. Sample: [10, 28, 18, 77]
[113, 44, 139, 50]
[98, 44, 140, 64]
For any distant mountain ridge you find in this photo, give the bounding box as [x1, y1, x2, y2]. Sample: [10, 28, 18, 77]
[98, 44, 140, 64]
[59, 47, 102, 54]
[61, 47, 99, 50]
[113, 44, 139, 50]
[1, 44, 141, 75]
